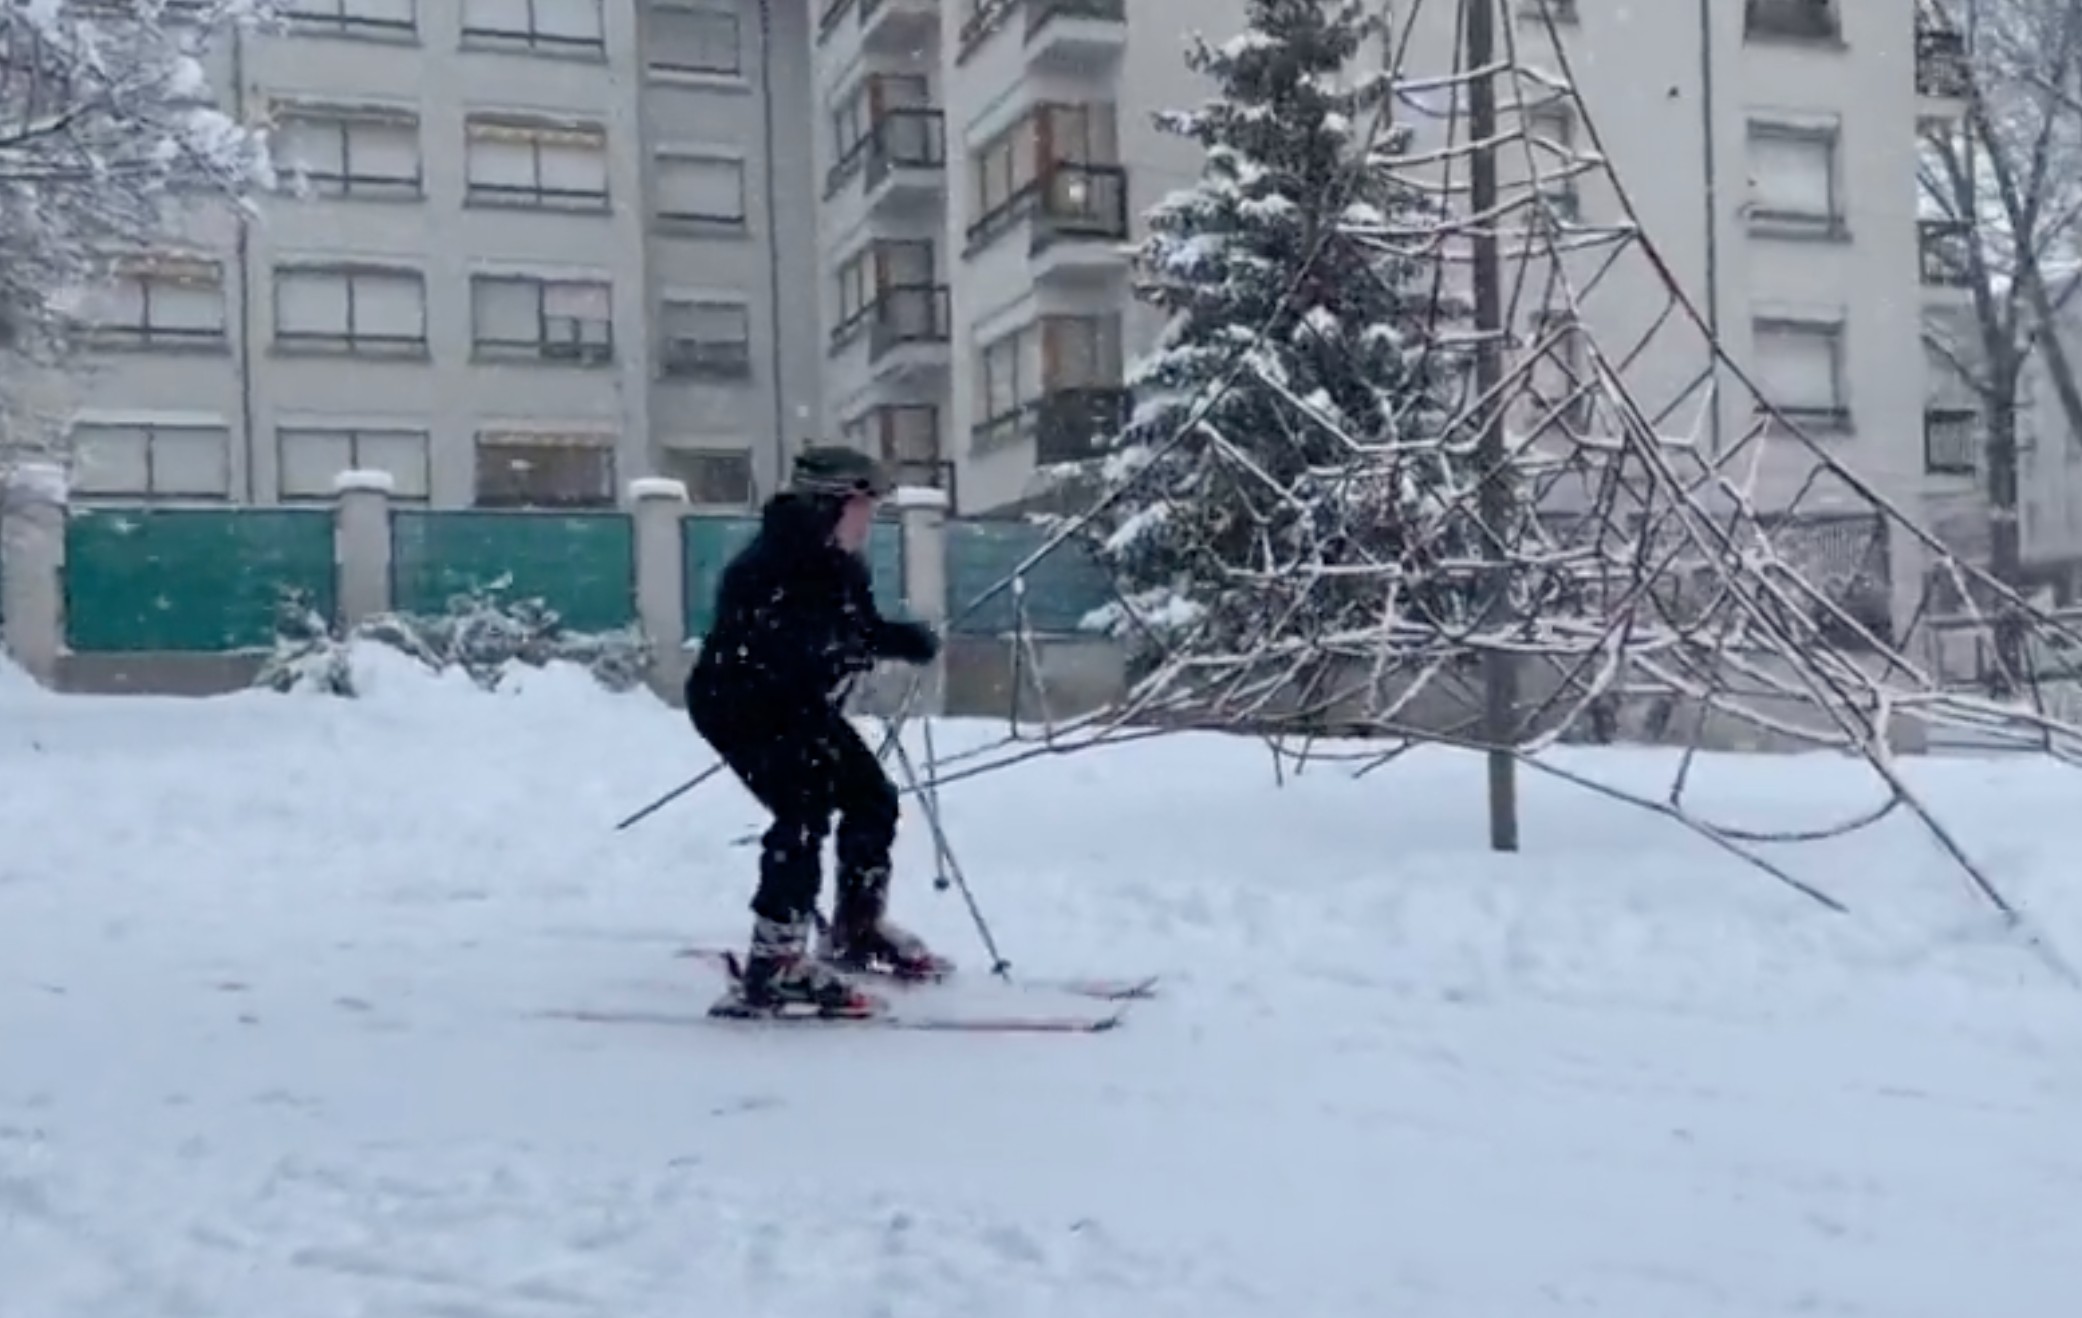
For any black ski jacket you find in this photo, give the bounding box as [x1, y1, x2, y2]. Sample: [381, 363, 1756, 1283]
[686, 493, 936, 726]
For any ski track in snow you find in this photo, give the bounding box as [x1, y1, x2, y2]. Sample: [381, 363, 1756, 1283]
[4, 652, 2082, 1316]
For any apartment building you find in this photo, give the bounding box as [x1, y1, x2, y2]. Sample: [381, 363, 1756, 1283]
[2009, 302, 2082, 592]
[65, 0, 822, 510]
[803, 0, 1970, 539]
[808, 0, 1266, 514]
[1383, 1, 1953, 527]
[65, 0, 1965, 546]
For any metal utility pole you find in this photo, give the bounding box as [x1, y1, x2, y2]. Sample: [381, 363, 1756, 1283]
[1465, 0, 1520, 850]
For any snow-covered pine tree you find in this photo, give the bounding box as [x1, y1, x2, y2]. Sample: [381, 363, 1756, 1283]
[1059, 0, 1469, 667]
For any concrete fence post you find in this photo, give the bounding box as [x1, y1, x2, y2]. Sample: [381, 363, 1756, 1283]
[332, 470, 395, 630]
[894, 484, 949, 716]
[1, 463, 67, 686]
[629, 477, 690, 702]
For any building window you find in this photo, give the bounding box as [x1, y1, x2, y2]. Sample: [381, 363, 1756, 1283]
[273, 108, 422, 199]
[1744, 0, 1838, 43]
[658, 447, 753, 505]
[972, 315, 1122, 451]
[828, 73, 930, 191]
[460, 0, 603, 54]
[87, 258, 227, 351]
[972, 117, 1038, 234]
[975, 323, 1034, 446]
[654, 151, 746, 226]
[1753, 316, 1849, 430]
[284, 0, 416, 39]
[967, 101, 1124, 252]
[273, 264, 428, 356]
[857, 405, 945, 492]
[648, 0, 739, 75]
[471, 274, 614, 362]
[836, 252, 872, 338]
[1747, 120, 1841, 236]
[473, 429, 616, 507]
[659, 298, 752, 378]
[1525, 99, 1578, 219]
[1044, 313, 1123, 388]
[277, 426, 431, 501]
[832, 240, 933, 343]
[69, 421, 232, 499]
[465, 117, 609, 209]
[1526, 310, 1591, 433]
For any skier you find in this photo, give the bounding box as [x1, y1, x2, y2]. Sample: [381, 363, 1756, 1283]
[686, 446, 947, 1017]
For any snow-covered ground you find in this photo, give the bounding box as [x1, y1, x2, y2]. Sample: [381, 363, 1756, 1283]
[4, 649, 2081, 1317]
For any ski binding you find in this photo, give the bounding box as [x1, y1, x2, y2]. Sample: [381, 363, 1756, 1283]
[672, 945, 1159, 1002]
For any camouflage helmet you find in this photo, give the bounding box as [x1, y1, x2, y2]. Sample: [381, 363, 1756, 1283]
[790, 445, 891, 499]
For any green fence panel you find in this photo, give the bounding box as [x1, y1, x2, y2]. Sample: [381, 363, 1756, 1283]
[681, 513, 908, 641]
[868, 517, 906, 618]
[64, 507, 337, 652]
[945, 520, 1112, 635]
[681, 514, 760, 640]
[389, 510, 635, 633]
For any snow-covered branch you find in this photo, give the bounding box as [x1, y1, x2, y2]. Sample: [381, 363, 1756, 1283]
[0, 0, 273, 379]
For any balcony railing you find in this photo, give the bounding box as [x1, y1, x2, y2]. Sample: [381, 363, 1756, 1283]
[868, 284, 950, 360]
[1025, 0, 1123, 39]
[1919, 218, 1974, 287]
[1916, 22, 1971, 98]
[1032, 162, 1128, 250]
[1033, 386, 1131, 464]
[1925, 407, 1980, 475]
[864, 108, 946, 191]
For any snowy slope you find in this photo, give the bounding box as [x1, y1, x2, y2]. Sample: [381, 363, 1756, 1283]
[3, 650, 2081, 1317]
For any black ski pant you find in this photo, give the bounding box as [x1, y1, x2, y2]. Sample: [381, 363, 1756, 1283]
[692, 698, 899, 927]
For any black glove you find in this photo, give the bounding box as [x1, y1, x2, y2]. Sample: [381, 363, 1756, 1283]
[880, 620, 940, 665]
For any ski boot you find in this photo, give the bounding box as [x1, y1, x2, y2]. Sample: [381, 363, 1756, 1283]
[709, 915, 882, 1018]
[824, 869, 956, 982]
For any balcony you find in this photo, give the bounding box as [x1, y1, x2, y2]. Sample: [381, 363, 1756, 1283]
[858, 0, 938, 55]
[965, 162, 1129, 272]
[1916, 21, 1971, 100]
[1919, 219, 1973, 288]
[1925, 407, 1979, 475]
[868, 284, 951, 375]
[1033, 387, 1131, 464]
[864, 108, 946, 211]
[1024, 0, 1125, 70]
[1032, 163, 1129, 270]
[958, 0, 1124, 68]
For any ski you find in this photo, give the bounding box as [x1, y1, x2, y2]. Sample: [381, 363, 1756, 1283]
[540, 1006, 1126, 1034]
[672, 945, 1159, 1002]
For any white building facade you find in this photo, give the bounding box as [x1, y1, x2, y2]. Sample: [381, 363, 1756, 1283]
[60, 0, 1971, 548]
[65, 0, 823, 511]
[805, 0, 1968, 536]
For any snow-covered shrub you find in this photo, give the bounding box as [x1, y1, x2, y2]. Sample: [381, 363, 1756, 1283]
[254, 586, 652, 696]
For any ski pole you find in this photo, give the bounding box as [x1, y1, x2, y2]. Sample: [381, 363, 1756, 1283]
[881, 714, 1011, 980]
[613, 761, 724, 831]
